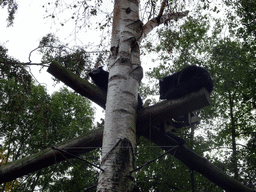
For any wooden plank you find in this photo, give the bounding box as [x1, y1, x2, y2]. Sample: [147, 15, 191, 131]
[137, 88, 211, 134]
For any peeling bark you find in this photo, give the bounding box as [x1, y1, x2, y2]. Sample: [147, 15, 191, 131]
[96, 0, 142, 190]
[140, 10, 189, 42]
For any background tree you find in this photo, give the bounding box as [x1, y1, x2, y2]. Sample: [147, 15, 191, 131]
[142, 3, 256, 190]
[0, 46, 99, 191]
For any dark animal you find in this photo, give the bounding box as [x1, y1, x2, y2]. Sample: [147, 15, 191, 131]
[159, 65, 213, 100]
[89, 66, 109, 92]
[158, 65, 213, 144]
[89, 67, 143, 110]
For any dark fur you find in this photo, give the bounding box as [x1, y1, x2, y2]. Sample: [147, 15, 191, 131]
[158, 65, 213, 144]
[89, 67, 143, 109]
[89, 66, 109, 92]
[159, 71, 180, 100]
[159, 65, 213, 100]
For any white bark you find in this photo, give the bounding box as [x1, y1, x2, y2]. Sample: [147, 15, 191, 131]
[96, 0, 189, 190]
[96, 0, 142, 190]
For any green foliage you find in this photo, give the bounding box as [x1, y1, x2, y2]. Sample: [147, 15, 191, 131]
[141, 7, 256, 189]
[225, 0, 256, 46]
[0, 45, 31, 91]
[38, 33, 110, 81]
[0, 48, 98, 190]
[136, 138, 191, 191]
[135, 137, 223, 191]
[157, 15, 209, 56]
[0, 79, 98, 190]
[38, 33, 93, 78]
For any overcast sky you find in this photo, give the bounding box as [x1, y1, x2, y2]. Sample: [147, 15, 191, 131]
[0, 1, 108, 123]
[0, 1, 61, 90]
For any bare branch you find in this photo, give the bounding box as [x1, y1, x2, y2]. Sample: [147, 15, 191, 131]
[156, 0, 167, 20]
[140, 10, 189, 41]
[28, 47, 42, 63]
[6, 62, 49, 67]
[22, 63, 49, 67]
[161, 10, 189, 24]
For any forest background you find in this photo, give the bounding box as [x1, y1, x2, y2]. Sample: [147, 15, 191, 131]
[0, 0, 256, 191]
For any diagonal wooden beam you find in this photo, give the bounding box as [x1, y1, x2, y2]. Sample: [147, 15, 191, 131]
[47, 61, 107, 109]
[137, 88, 210, 134]
[141, 125, 254, 192]
[0, 128, 103, 183]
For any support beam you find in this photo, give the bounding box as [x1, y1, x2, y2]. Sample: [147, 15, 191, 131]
[141, 126, 254, 192]
[0, 125, 254, 192]
[137, 88, 211, 134]
[47, 62, 107, 109]
[0, 128, 103, 183]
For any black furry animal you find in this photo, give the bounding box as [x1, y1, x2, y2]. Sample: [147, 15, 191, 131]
[159, 65, 213, 100]
[89, 66, 109, 92]
[89, 67, 143, 110]
[159, 71, 180, 100]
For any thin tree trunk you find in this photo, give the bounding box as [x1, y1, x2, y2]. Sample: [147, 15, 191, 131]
[190, 124, 195, 192]
[229, 91, 238, 179]
[96, 0, 143, 190]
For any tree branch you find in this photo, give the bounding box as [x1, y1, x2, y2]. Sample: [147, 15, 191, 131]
[140, 10, 189, 42]
[156, 0, 167, 20]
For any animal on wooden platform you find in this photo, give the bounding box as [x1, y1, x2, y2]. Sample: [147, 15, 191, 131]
[89, 66, 109, 92]
[89, 66, 143, 109]
[159, 65, 213, 100]
[158, 65, 213, 145]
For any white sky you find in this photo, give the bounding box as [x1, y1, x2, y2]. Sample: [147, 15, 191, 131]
[0, 1, 62, 90]
[0, 1, 107, 123]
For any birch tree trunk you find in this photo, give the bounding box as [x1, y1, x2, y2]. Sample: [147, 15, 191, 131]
[96, 0, 142, 190]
